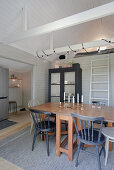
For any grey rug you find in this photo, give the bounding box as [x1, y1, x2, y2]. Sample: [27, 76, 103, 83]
[0, 119, 17, 130]
[0, 127, 114, 170]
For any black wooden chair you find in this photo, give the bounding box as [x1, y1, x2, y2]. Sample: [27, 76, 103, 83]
[72, 113, 105, 170]
[29, 109, 56, 156]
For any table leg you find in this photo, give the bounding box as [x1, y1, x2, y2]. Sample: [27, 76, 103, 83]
[68, 116, 73, 161]
[16, 102, 17, 112]
[56, 115, 61, 157]
[108, 122, 112, 151]
[41, 115, 45, 141]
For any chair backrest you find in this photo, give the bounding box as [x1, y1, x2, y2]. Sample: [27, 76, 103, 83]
[29, 109, 51, 130]
[28, 99, 40, 107]
[72, 113, 104, 143]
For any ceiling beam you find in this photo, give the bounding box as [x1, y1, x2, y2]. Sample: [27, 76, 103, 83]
[3, 2, 114, 44]
[0, 44, 35, 65]
[50, 32, 54, 51]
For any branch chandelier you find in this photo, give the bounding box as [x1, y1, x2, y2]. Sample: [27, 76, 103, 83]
[36, 39, 114, 60]
[36, 48, 70, 60]
[102, 39, 114, 45]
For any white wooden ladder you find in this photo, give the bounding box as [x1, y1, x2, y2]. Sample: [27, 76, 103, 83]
[89, 55, 109, 106]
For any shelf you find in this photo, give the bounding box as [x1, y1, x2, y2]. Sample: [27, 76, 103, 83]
[64, 84, 75, 85]
[51, 84, 60, 85]
[51, 96, 60, 97]
[65, 96, 75, 98]
[9, 78, 22, 81]
[9, 86, 20, 88]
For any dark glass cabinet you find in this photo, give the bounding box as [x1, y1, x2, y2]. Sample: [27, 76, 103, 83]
[48, 63, 82, 103]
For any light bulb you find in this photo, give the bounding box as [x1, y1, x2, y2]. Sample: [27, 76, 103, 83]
[12, 79, 16, 82]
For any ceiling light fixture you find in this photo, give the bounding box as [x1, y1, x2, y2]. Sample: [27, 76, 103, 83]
[82, 43, 88, 54]
[68, 45, 77, 54]
[97, 46, 101, 53]
[101, 38, 114, 48]
[97, 46, 107, 52]
[36, 51, 45, 61]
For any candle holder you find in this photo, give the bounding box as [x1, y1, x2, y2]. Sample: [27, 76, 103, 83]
[72, 103, 75, 109]
[59, 102, 62, 108]
[76, 102, 80, 108]
[81, 102, 84, 110]
[63, 100, 66, 107]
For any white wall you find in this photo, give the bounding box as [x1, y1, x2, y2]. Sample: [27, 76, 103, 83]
[22, 71, 32, 107]
[109, 53, 114, 106]
[9, 71, 32, 109]
[9, 88, 22, 108]
[51, 53, 114, 106]
[9, 59, 50, 109]
[9, 72, 23, 109]
[32, 60, 51, 104]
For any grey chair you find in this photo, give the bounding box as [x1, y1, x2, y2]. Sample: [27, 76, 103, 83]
[29, 109, 56, 156]
[28, 99, 40, 134]
[72, 113, 105, 170]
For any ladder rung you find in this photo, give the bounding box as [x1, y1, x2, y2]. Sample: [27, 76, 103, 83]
[92, 66, 108, 69]
[92, 74, 108, 76]
[91, 90, 108, 92]
[91, 98, 108, 100]
[92, 58, 108, 62]
[91, 81, 108, 84]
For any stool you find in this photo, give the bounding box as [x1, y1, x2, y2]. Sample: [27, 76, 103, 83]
[9, 101, 17, 113]
[102, 127, 114, 165]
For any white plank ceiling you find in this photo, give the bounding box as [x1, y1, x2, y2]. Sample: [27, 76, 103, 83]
[0, 0, 114, 58]
[0, 57, 32, 72]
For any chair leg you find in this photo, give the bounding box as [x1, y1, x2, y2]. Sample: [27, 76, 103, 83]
[32, 130, 37, 151]
[30, 121, 34, 134]
[46, 132, 49, 156]
[96, 145, 101, 170]
[81, 143, 85, 150]
[105, 137, 109, 166]
[75, 141, 81, 167]
[103, 143, 106, 158]
[65, 121, 68, 131]
[100, 143, 105, 158]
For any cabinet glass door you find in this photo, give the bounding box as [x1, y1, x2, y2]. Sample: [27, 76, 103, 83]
[51, 73, 60, 102]
[64, 72, 75, 102]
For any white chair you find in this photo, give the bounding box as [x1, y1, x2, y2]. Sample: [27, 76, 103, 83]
[102, 127, 114, 165]
[28, 99, 40, 134]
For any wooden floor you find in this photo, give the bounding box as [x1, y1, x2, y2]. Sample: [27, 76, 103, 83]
[0, 157, 23, 170]
[0, 111, 31, 140]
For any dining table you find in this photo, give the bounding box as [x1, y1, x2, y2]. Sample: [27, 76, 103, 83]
[29, 102, 114, 161]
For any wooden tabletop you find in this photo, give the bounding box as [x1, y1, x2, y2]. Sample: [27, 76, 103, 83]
[29, 102, 114, 123]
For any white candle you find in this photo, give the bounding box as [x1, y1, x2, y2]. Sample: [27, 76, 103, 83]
[68, 95, 70, 103]
[81, 95, 84, 103]
[77, 93, 79, 103]
[73, 96, 75, 103]
[64, 92, 65, 101]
